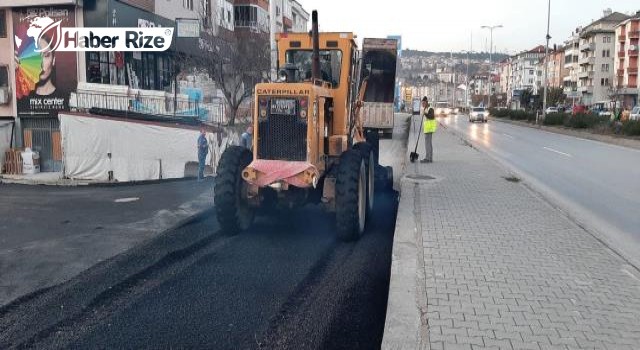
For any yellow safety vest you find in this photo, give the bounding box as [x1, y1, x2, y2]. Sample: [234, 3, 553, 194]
[423, 108, 437, 133]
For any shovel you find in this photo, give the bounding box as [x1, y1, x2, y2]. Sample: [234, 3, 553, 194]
[410, 116, 423, 163]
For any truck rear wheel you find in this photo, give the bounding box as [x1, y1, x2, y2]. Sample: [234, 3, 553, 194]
[214, 146, 254, 234]
[336, 150, 367, 242]
[365, 129, 380, 164]
[353, 142, 375, 214]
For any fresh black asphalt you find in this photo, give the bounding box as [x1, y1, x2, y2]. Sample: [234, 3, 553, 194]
[0, 190, 398, 350]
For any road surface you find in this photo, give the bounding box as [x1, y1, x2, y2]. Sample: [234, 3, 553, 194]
[443, 115, 640, 266]
[0, 115, 408, 350]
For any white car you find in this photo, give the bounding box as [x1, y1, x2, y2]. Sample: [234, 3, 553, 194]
[629, 106, 640, 121]
[545, 107, 559, 114]
[469, 107, 488, 123]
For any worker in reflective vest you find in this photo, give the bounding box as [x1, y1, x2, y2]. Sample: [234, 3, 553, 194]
[421, 97, 437, 163]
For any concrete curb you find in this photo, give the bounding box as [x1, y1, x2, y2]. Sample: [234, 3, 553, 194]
[492, 117, 640, 150]
[0, 175, 213, 187]
[381, 115, 430, 350]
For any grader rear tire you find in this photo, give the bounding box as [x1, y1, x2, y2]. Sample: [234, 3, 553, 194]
[353, 142, 375, 214]
[365, 129, 380, 164]
[214, 146, 254, 234]
[336, 150, 367, 242]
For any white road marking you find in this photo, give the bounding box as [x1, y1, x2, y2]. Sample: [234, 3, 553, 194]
[543, 147, 572, 157]
[114, 197, 140, 203]
[502, 133, 515, 139]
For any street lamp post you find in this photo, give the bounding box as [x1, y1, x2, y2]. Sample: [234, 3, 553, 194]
[461, 49, 472, 111]
[481, 25, 503, 108]
[541, 0, 552, 125]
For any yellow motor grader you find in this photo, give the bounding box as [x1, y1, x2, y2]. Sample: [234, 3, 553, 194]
[214, 11, 394, 241]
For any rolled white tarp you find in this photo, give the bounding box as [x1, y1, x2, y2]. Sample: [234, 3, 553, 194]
[59, 113, 219, 182]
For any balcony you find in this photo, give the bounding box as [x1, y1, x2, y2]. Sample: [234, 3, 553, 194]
[619, 33, 627, 42]
[580, 43, 595, 52]
[629, 50, 639, 57]
[578, 85, 594, 94]
[618, 50, 626, 58]
[629, 67, 638, 75]
[630, 30, 640, 39]
[577, 71, 594, 79]
[578, 57, 595, 66]
[617, 69, 625, 77]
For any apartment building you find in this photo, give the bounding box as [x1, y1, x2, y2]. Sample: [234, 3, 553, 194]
[498, 59, 512, 96]
[577, 10, 630, 105]
[563, 29, 581, 102]
[615, 11, 640, 108]
[509, 45, 545, 109]
[290, 0, 309, 33]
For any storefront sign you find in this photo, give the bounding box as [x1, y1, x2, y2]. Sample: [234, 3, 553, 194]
[176, 18, 200, 38]
[14, 6, 77, 118]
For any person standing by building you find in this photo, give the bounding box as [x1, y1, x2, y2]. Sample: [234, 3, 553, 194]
[197, 128, 208, 181]
[421, 97, 437, 163]
[240, 126, 253, 150]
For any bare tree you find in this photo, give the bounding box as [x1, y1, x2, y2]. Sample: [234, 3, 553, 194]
[189, 3, 271, 126]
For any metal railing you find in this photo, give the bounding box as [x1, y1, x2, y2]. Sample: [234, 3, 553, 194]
[72, 91, 201, 118]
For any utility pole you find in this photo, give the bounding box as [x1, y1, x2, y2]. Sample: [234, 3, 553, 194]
[541, 0, 552, 125]
[269, 0, 278, 81]
[481, 25, 503, 108]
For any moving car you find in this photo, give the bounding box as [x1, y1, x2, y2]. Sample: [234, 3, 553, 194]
[469, 107, 488, 123]
[435, 102, 452, 116]
[412, 97, 421, 115]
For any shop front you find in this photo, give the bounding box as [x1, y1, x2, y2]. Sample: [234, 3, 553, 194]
[12, 5, 79, 172]
[83, 0, 200, 93]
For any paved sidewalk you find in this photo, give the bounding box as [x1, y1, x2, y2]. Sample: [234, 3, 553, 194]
[383, 117, 640, 350]
[0, 180, 214, 307]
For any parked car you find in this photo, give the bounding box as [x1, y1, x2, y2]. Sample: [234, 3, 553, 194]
[545, 106, 559, 114]
[591, 101, 613, 118]
[572, 104, 587, 115]
[469, 107, 488, 123]
[630, 106, 640, 121]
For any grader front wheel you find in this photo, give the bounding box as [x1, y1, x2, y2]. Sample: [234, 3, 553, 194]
[214, 146, 255, 234]
[336, 149, 368, 242]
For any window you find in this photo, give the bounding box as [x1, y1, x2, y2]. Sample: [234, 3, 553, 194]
[601, 64, 609, 72]
[529, 70, 534, 75]
[183, 0, 194, 11]
[603, 36, 611, 43]
[87, 52, 125, 85]
[285, 50, 343, 87]
[235, 5, 258, 27]
[0, 10, 6, 38]
[0, 65, 8, 87]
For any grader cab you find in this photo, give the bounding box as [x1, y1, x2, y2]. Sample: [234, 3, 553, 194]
[214, 11, 391, 241]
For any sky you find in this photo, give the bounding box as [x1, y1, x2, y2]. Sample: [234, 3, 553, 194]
[296, 0, 640, 54]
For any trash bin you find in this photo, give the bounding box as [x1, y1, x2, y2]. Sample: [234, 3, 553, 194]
[21, 148, 40, 175]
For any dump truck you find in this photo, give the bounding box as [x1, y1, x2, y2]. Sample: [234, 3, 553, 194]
[359, 38, 398, 139]
[214, 11, 392, 242]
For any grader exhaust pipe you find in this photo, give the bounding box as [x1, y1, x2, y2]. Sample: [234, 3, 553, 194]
[311, 10, 321, 81]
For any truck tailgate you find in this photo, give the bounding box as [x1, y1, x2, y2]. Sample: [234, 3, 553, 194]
[360, 102, 394, 129]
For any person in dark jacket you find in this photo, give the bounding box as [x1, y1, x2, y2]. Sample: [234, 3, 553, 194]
[197, 128, 208, 181]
